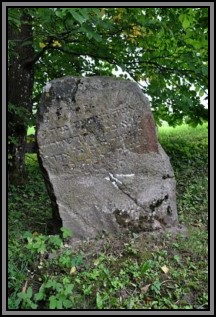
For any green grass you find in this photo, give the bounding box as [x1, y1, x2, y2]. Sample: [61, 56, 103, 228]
[8, 123, 208, 310]
[159, 121, 208, 138]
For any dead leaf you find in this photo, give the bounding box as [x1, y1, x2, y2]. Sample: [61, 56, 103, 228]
[39, 42, 46, 48]
[161, 265, 169, 274]
[93, 259, 100, 266]
[70, 266, 76, 275]
[141, 284, 151, 294]
[145, 297, 153, 302]
[52, 40, 61, 48]
[192, 223, 202, 227]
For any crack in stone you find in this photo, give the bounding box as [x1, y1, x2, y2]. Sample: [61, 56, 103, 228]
[107, 173, 145, 212]
[106, 173, 172, 232]
[162, 174, 174, 179]
[71, 78, 81, 102]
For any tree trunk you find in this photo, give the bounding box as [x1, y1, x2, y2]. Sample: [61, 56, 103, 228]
[8, 13, 35, 185]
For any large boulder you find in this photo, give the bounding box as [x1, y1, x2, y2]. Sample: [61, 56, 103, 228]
[37, 76, 180, 239]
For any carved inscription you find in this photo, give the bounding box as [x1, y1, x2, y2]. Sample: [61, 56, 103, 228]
[37, 78, 159, 176]
[39, 105, 157, 175]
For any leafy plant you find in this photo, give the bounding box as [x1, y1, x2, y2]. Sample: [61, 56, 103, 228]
[60, 227, 73, 239]
[34, 277, 75, 309]
[17, 287, 38, 309]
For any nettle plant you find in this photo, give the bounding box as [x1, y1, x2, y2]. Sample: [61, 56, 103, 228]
[16, 227, 84, 309]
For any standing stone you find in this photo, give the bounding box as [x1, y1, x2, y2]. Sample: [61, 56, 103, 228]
[37, 76, 180, 239]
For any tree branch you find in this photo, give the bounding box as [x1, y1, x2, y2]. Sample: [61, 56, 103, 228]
[49, 45, 116, 65]
[124, 60, 207, 80]
[24, 46, 48, 66]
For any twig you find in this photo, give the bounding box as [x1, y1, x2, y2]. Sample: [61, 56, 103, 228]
[196, 303, 209, 309]
[22, 279, 28, 293]
[161, 279, 176, 285]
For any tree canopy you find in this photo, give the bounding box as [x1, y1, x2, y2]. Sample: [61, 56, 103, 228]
[8, 7, 208, 184]
[9, 7, 208, 126]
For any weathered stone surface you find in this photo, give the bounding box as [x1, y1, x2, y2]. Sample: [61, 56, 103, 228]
[37, 76, 179, 239]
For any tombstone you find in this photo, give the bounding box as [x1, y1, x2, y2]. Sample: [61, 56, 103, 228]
[37, 76, 182, 239]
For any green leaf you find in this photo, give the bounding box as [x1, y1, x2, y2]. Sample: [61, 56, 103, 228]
[54, 10, 64, 18]
[48, 235, 63, 249]
[71, 255, 83, 267]
[91, 32, 102, 42]
[151, 281, 161, 294]
[65, 284, 74, 295]
[45, 280, 56, 288]
[71, 10, 86, 24]
[199, 90, 205, 97]
[179, 13, 191, 29]
[49, 295, 57, 309]
[23, 231, 33, 239]
[34, 291, 44, 301]
[174, 255, 180, 263]
[17, 292, 28, 300]
[26, 287, 33, 298]
[141, 260, 152, 274]
[96, 292, 103, 309]
[56, 299, 63, 309]
[79, 8, 89, 20]
[60, 227, 73, 239]
[30, 303, 38, 309]
[63, 299, 73, 309]
[183, 18, 190, 29]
